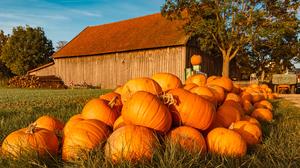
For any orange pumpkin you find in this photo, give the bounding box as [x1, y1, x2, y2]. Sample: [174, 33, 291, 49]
[185, 74, 207, 86]
[240, 92, 253, 102]
[190, 54, 202, 65]
[104, 125, 157, 163]
[242, 100, 254, 115]
[183, 83, 198, 91]
[152, 72, 182, 92]
[62, 119, 111, 161]
[2, 123, 59, 158]
[114, 86, 123, 95]
[121, 77, 162, 103]
[34, 115, 64, 133]
[207, 85, 226, 105]
[232, 84, 242, 94]
[225, 93, 242, 105]
[206, 127, 247, 157]
[230, 121, 262, 145]
[222, 100, 245, 116]
[241, 115, 261, 128]
[168, 126, 207, 154]
[81, 98, 118, 127]
[254, 100, 273, 111]
[100, 92, 123, 115]
[251, 108, 273, 122]
[207, 76, 233, 92]
[63, 114, 84, 136]
[113, 116, 126, 131]
[122, 91, 172, 133]
[167, 88, 215, 130]
[214, 103, 241, 128]
[190, 86, 217, 106]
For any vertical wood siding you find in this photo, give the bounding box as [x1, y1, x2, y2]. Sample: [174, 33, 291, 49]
[29, 64, 56, 76]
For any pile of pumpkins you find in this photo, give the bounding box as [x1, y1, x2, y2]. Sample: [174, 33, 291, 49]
[1, 73, 277, 162]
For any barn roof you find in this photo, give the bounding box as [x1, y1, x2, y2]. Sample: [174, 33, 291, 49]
[53, 13, 189, 58]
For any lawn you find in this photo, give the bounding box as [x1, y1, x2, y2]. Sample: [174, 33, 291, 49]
[0, 88, 299, 167]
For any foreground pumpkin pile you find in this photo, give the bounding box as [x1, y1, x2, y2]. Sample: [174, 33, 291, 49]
[1, 73, 278, 163]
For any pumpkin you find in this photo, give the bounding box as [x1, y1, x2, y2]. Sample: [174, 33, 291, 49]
[63, 114, 84, 136]
[232, 84, 241, 94]
[254, 100, 273, 111]
[113, 116, 126, 131]
[206, 75, 218, 83]
[241, 115, 261, 128]
[207, 76, 233, 92]
[183, 83, 198, 91]
[34, 115, 64, 134]
[81, 98, 118, 127]
[114, 86, 123, 95]
[190, 86, 217, 106]
[206, 127, 247, 157]
[251, 108, 273, 122]
[167, 88, 215, 130]
[121, 77, 162, 103]
[260, 84, 269, 90]
[122, 91, 172, 133]
[245, 88, 265, 103]
[152, 72, 182, 92]
[267, 93, 275, 100]
[185, 74, 207, 86]
[242, 100, 254, 115]
[222, 100, 245, 116]
[190, 54, 202, 65]
[225, 93, 242, 105]
[2, 123, 59, 158]
[104, 125, 157, 163]
[214, 103, 241, 128]
[100, 92, 123, 115]
[207, 85, 226, 105]
[168, 126, 206, 154]
[240, 92, 253, 102]
[229, 121, 262, 145]
[62, 119, 111, 161]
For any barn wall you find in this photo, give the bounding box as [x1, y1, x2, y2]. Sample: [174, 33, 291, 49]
[54, 46, 186, 89]
[29, 64, 56, 76]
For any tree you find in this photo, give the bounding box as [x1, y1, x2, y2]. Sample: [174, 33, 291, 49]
[0, 30, 12, 78]
[1, 26, 54, 75]
[162, 0, 300, 77]
[56, 40, 68, 51]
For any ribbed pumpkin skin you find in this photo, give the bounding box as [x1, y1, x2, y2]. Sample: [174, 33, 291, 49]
[230, 121, 262, 145]
[242, 100, 254, 115]
[62, 119, 111, 161]
[207, 85, 226, 105]
[232, 84, 241, 94]
[152, 73, 182, 92]
[183, 83, 198, 91]
[206, 128, 247, 157]
[63, 114, 84, 136]
[214, 103, 241, 128]
[242, 115, 261, 128]
[34, 115, 64, 133]
[168, 126, 207, 154]
[121, 77, 162, 103]
[207, 76, 233, 92]
[185, 74, 207, 86]
[190, 86, 217, 106]
[240, 92, 253, 102]
[122, 91, 172, 133]
[254, 100, 273, 111]
[251, 108, 273, 122]
[113, 116, 126, 131]
[225, 93, 242, 105]
[100, 92, 123, 115]
[104, 125, 157, 163]
[223, 100, 245, 116]
[81, 98, 118, 127]
[168, 88, 215, 130]
[114, 86, 123, 95]
[2, 126, 59, 158]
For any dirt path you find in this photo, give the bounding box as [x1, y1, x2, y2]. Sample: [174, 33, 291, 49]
[279, 94, 300, 108]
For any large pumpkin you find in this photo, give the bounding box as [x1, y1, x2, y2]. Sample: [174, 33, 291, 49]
[241, 115, 261, 128]
[214, 103, 241, 128]
[190, 86, 217, 106]
[100, 92, 123, 115]
[2, 123, 59, 158]
[240, 92, 253, 102]
[183, 83, 198, 91]
[114, 86, 123, 95]
[104, 125, 157, 163]
[185, 74, 207, 86]
[230, 121, 262, 145]
[207, 85, 226, 105]
[167, 88, 215, 130]
[251, 108, 273, 122]
[254, 100, 273, 111]
[63, 114, 84, 136]
[34, 115, 64, 133]
[206, 127, 247, 157]
[81, 98, 118, 127]
[121, 77, 162, 103]
[222, 100, 245, 116]
[62, 119, 111, 161]
[168, 126, 206, 154]
[122, 91, 172, 133]
[225, 93, 242, 105]
[152, 73, 182, 92]
[207, 76, 233, 92]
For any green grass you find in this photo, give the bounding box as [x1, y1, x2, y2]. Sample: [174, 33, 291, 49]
[0, 88, 300, 167]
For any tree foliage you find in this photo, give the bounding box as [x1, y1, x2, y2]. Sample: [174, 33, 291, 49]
[0, 26, 54, 75]
[162, 0, 300, 77]
[0, 30, 12, 78]
[56, 40, 68, 51]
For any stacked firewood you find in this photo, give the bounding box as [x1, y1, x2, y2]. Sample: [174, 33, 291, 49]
[8, 75, 67, 89]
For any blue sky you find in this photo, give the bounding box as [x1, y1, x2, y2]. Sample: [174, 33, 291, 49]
[0, 0, 165, 46]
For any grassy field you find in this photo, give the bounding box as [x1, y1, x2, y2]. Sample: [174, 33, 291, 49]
[0, 88, 299, 167]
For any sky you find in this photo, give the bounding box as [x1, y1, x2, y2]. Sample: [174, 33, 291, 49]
[0, 0, 165, 45]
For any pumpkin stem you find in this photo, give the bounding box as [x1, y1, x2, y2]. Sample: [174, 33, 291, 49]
[108, 96, 118, 108]
[159, 93, 177, 106]
[228, 123, 234, 130]
[26, 123, 37, 134]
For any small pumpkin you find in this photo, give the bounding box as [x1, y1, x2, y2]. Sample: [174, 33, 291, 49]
[190, 54, 202, 65]
[231, 84, 242, 94]
[241, 115, 261, 128]
[104, 125, 157, 163]
[240, 92, 253, 102]
[152, 72, 182, 92]
[2, 123, 59, 158]
[206, 127, 247, 157]
[254, 100, 273, 111]
[225, 93, 242, 105]
[251, 108, 273, 122]
[222, 100, 245, 116]
[185, 74, 207, 86]
[214, 103, 241, 128]
[168, 126, 207, 154]
[34, 115, 64, 133]
[229, 121, 262, 145]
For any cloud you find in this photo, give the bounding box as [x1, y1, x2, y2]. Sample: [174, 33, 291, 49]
[69, 9, 102, 17]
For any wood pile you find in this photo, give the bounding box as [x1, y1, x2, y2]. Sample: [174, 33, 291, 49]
[8, 75, 67, 89]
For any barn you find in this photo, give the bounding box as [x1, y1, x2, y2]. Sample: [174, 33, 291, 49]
[28, 13, 222, 89]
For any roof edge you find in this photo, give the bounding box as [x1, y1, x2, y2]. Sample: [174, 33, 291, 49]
[27, 62, 55, 73]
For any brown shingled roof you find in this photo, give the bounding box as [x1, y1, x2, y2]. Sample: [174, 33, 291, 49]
[53, 13, 189, 58]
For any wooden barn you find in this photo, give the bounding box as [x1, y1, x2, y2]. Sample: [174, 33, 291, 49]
[29, 13, 222, 89]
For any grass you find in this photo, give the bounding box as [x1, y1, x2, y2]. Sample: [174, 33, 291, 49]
[0, 88, 300, 167]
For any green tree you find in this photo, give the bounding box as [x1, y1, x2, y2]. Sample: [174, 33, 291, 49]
[162, 0, 300, 77]
[0, 30, 12, 78]
[1, 26, 54, 75]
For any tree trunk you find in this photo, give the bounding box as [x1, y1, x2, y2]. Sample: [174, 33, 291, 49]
[222, 56, 230, 77]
